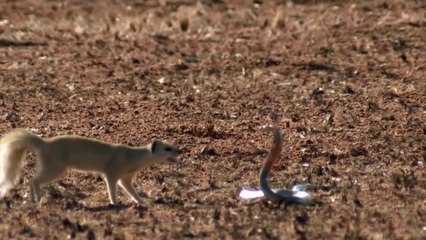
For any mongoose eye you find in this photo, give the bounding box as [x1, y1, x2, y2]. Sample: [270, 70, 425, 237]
[164, 147, 173, 152]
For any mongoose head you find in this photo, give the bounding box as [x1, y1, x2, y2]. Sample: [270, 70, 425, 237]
[151, 140, 181, 163]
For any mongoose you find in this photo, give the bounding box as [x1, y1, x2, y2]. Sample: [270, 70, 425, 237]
[0, 129, 181, 205]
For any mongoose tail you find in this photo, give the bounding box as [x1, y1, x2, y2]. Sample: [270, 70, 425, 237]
[0, 129, 45, 197]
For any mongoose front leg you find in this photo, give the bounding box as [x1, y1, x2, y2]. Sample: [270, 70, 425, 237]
[119, 174, 144, 204]
[105, 175, 118, 205]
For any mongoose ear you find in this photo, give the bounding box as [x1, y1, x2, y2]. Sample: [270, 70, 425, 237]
[151, 140, 158, 154]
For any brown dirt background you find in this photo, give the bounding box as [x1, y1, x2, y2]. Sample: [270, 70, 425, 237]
[0, 0, 425, 239]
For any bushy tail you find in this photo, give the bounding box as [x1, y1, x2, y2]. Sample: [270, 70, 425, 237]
[0, 129, 45, 197]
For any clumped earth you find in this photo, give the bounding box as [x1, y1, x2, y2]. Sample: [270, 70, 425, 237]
[0, 0, 425, 239]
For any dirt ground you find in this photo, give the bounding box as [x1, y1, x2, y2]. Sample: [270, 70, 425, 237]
[0, 0, 425, 239]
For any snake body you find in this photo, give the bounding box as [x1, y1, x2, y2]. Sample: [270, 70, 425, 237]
[259, 125, 312, 204]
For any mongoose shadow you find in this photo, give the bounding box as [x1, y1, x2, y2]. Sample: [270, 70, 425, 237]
[83, 204, 131, 212]
[0, 39, 46, 47]
[82, 198, 184, 212]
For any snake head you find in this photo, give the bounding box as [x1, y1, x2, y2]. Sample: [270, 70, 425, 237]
[259, 125, 283, 144]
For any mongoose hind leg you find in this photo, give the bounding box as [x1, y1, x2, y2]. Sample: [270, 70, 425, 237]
[29, 162, 66, 203]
